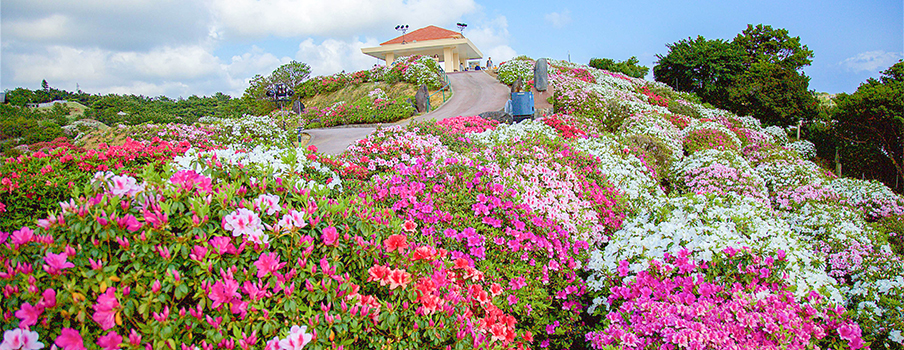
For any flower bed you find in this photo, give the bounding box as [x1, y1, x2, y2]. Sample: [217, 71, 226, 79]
[3, 58, 902, 350]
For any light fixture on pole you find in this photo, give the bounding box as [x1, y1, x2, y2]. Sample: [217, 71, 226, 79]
[456, 22, 467, 35]
[395, 25, 409, 44]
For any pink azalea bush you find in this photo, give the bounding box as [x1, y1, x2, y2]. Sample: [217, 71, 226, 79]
[342, 123, 626, 348]
[0, 160, 533, 349]
[586, 248, 864, 350]
[0, 137, 194, 231]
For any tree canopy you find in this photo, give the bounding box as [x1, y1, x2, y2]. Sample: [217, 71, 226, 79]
[653, 24, 817, 126]
[589, 56, 650, 79]
[833, 60, 904, 180]
[242, 61, 312, 115]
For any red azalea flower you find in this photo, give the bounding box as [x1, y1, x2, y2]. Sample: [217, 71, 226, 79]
[383, 234, 407, 253]
[402, 219, 417, 233]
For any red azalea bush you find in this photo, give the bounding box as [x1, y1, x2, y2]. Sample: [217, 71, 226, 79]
[541, 114, 588, 139]
[587, 248, 864, 350]
[0, 163, 533, 349]
[346, 125, 626, 349]
[0, 137, 193, 232]
[435, 116, 500, 135]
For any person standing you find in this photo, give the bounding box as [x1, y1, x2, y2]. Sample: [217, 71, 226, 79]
[487, 57, 493, 70]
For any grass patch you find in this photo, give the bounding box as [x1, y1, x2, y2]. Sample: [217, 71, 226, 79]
[301, 81, 451, 115]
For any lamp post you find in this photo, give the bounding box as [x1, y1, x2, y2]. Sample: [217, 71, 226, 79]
[266, 83, 294, 130]
[395, 25, 409, 44]
[456, 22, 467, 35]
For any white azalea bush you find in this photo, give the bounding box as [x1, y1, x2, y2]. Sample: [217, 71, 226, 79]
[787, 139, 817, 159]
[173, 145, 343, 193]
[495, 58, 534, 86]
[828, 178, 904, 220]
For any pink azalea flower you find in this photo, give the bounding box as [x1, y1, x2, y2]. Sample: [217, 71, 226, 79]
[116, 214, 142, 232]
[278, 325, 313, 350]
[11, 227, 34, 245]
[127, 329, 141, 346]
[253, 194, 282, 216]
[38, 288, 57, 308]
[277, 210, 306, 231]
[209, 280, 240, 309]
[109, 175, 142, 197]
[43, 251, 75, 275]
[15, 302, 43, 327]
[55, 328, 86, 350]
[388, 269, 411, 290]
[321, 226, 339, 246]
[1, 328, 43, 350]
[96, 331, 123, 350]
[222, 208, 264, 240]
[254, 252, 285, 278]
[92, 287, 120, 330]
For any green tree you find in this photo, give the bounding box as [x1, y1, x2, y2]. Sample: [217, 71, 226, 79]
[724, 24, 817, 126]
[653, 36, 742, 108]
[833, 60, 904, 181]
[41, 79, 49, 92]
[589, 56, 650, 78]
[653, 25, 817, 126]
[241, 61, 312, 115]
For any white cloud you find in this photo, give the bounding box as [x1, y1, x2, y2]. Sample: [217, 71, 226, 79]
[463, 16, 517, 63]
[296, 37, 383, 77]
[2, 44, 295, 97]
[208, 0, 478, 38]
[842, 50, 903, 73]
[544, 9, 572, 28]
[3, 14, 71, 41]
[110, 46, 222, 80]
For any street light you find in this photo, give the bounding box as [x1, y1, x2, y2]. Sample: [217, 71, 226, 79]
[457, 22, 467, 34]
[266, 83, 294, 130]
[395, 25, 409, 44]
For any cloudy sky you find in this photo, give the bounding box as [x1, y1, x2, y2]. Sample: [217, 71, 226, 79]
[2, 0, 901, 98]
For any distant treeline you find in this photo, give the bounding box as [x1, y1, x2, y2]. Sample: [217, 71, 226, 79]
[3, 86, 252, 125]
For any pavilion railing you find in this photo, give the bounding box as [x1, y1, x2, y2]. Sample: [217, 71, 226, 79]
[427, 66, 452, 112]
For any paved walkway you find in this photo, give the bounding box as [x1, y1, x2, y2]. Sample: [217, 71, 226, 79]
[305, 71, 509, 155]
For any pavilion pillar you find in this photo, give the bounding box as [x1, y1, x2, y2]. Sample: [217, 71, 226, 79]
[452, 52, 460, 71]
[443, 47, 454, 73]
[384, 52, 395, 67]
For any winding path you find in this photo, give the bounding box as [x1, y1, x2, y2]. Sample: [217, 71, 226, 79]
[304, 71, 509, 155]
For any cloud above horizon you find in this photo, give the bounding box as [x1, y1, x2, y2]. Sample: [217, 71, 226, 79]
[544, 10, 572, 28]
[841, 50, 903, 73]
[0, 0, 517, 98]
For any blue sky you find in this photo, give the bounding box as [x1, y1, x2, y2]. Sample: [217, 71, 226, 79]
[2, 0, 901, 98]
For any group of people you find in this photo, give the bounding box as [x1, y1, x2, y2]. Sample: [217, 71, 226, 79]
[457, 57, 494, 72]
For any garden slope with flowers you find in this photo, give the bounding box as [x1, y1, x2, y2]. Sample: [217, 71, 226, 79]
[1, 57, 903, 350]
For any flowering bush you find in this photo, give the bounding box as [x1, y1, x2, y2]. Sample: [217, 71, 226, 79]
[828, 178, 904, 220]
[496, 59, 534, 86]
[586, 249, 864, 350]
[0, 137, 193, 232]
[301, 96, 414, 128]
[0, 162, 531, 349]
[672, 149, 768, 202]
[787, 139, 817, 159]
[3, 57, 898, 350]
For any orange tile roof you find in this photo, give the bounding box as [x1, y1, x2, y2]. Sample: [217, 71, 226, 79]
[381, 25, 463, 45]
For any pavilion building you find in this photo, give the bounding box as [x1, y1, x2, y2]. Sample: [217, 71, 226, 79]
[361, 25, 483, 73]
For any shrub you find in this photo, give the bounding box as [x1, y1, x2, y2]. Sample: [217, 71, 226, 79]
[0, 137, 192, 232]
[496, 60, 534, 86]
[586, 249, 863, 350]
